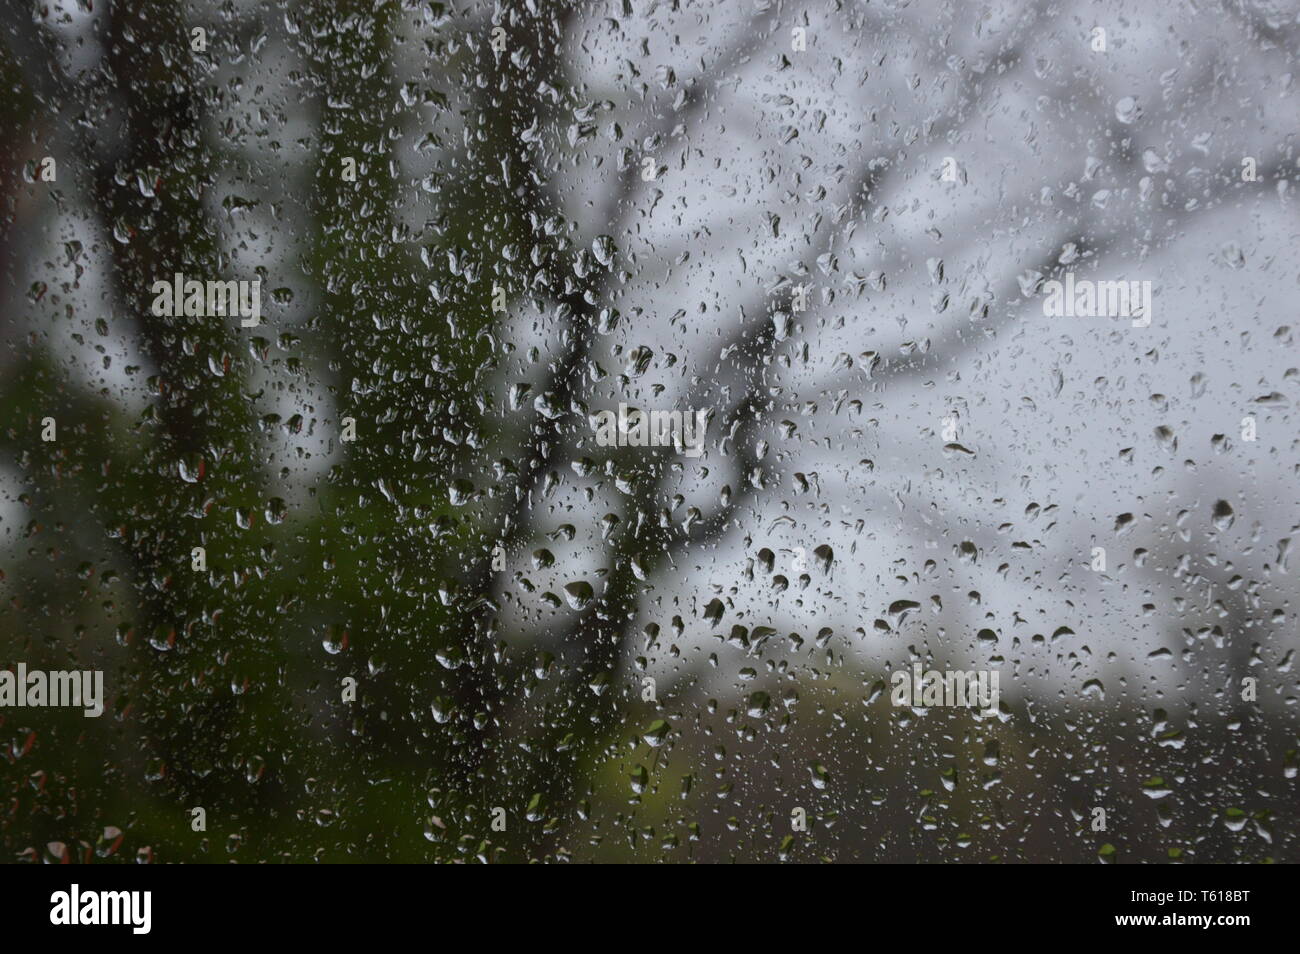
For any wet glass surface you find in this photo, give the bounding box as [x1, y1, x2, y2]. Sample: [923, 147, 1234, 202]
[1, 0, 1297, 863]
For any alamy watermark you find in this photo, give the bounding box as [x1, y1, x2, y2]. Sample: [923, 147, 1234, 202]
[0, 664, 104, 718]
[890, 663, 999, 713]
[50, 885, 150, 934]
[1041, 272, 1152, 327]
[592, 403, 708, 458]
[150, 272, 261, 327]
